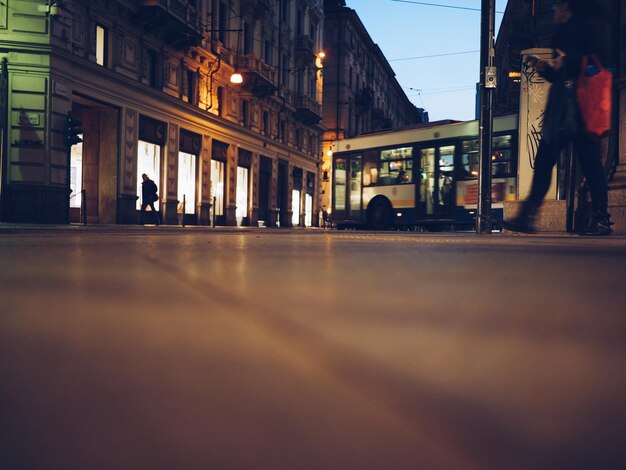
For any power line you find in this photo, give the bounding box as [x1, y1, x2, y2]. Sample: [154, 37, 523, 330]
[389, 50, 479, 62]
[389, 0, 504, 14]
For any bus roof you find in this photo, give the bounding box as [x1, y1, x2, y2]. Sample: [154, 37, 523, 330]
[332, 114, 518, 154]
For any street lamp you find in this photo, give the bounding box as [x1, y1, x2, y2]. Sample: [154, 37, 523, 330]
[230, 72, 243, 84]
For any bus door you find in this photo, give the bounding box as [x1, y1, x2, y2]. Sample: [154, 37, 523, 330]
[332, 155, 362, 221]
[418, 144, 455, 218]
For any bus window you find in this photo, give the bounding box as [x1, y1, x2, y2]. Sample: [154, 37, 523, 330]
[362, 152, 378, 186]
[463, 135, 514, 179]
[420, 148, 435, 215]
[493, 135, 514, 177]
[334, 158, 346, 211]
[462, 140, 479, 178]
[379, 146, 413, 185]
[349, 158, 362, 212]
[438, 145, 455, 208]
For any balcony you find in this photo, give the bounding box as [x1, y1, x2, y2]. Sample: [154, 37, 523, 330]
[293, 93, 322, 126]
[236, 54, 277, 98]
[139, 0, 203, 49]
[295, 35, 316, 66]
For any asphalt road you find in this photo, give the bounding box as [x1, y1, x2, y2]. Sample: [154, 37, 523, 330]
[1, 227, 625, 469]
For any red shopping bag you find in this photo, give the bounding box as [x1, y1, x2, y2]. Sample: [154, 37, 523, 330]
[576, 54, 612, 137]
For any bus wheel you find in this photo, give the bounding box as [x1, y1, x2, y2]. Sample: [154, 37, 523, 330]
[368, 199, 392, 230]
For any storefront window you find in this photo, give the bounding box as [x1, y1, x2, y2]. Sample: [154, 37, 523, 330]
[69, 137, 84, 208]
[236, 166, 249, 224]
[292, 189, 301, 226]
[177, 151, 196, 214]
[305, 193, 313, 227]
[211, 160, 224, 217]
[137, 140, 160, 210]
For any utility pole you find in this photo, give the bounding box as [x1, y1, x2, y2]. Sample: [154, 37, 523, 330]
[476, 0, 496, 234]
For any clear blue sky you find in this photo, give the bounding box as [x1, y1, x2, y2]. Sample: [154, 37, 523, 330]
[347, 0, 509, 122]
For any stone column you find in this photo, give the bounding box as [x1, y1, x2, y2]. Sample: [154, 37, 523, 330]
[198, 134, 212, 225]
[268, 157, 279, 227]
[249, 152, 260, 226]
[119, 108, 139, 224]
[224, 143, 237, 226]
[286, 161, 294, 228]
[162, 122, 179, 225]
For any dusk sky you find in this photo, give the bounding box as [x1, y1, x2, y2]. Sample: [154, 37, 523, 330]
[347, 0, 509, 122]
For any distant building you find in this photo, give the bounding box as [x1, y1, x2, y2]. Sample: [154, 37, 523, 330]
[0, 0, 325, 227]
[320, 0, 427, 209]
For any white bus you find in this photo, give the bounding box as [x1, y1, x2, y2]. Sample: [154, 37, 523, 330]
[330, 114, 519, 230]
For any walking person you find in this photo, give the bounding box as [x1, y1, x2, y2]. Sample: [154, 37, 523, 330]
[504, 0, 613, 236]
[140, 173, 161, 225]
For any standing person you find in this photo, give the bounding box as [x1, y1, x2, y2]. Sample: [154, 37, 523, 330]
[140, 173, 161, 225]
[504, 0, 613, 235]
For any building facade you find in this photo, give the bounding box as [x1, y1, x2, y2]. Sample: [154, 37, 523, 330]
[0, 0, 325, 227]
[494, 0, 625, 233]
[319, 0, 426, 210]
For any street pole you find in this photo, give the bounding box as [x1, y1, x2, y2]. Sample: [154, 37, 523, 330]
[476, 0, 496, 234]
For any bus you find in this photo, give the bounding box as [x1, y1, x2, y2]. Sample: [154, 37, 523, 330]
[330, 114, 519, 230]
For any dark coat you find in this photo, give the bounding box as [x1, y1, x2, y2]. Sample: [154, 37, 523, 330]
[540, 14, 599, 145]
[142, 179, 158, 203]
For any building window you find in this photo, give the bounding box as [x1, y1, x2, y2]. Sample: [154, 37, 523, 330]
[264, 39, 272, 65]
[241, 100, 249, 127]
[281, 53, 289, 86]
[295, 128, 302, 149]
[280, 0, 289, 24]
[262, 111, 269, 136]
[218, 1, 228, 44]
[297, 9, 304, 35]
[217, 87, 224, 116]
[186, 70, 196, 105]
[310, 19, 318, 42]
[96, 24, 108, 66]
[243, 21, 253, 55]
[146, 49, 159, 87]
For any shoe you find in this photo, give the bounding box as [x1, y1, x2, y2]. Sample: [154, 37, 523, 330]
[581, 211, 612, 236]
[502, 217, 535, 233]
[502, 202, 538, 234]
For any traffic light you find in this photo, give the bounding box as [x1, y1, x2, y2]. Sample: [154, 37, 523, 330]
[65, 112, 82, 147]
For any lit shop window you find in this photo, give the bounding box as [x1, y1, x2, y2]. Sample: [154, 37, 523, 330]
[210, 160, 224, 217]
[177, 152, 196, 214]
[236, 166, 249, 225]
[137, 140, 160, 210]
[305, 193, 313, 227]
[291, 189, 301, 226]
[69, 137, 84, 208]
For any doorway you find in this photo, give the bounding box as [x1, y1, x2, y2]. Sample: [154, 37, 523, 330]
[70, 104, 118, 224]
[332, 155, 362, 222]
